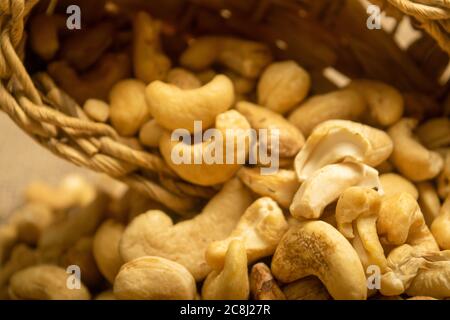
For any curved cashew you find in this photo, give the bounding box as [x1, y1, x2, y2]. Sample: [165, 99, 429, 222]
[346, 79, 403, 127]
[431, 195, 450, 250]
[119, 179, 253, 280]
[282, 276, 331, 300]
[167, 68, 202, 89]
[202, 240, 249, 300]
[206, 197, 288, 270]
[180, 36, 272, 78]
[250, 263, 286, 300]
[294, 120, 393, 182]
[159, 110, 250, 186]
[236, 101, 305, 157]
[288, 89, 366, 137]
[335, 187, 386, 271]
[417, 182, 441, 226]
[290, 162, 382, 219]
[133, 11, 171, 83]
[114, 256, 196, 300]
[379, 173, 418, 200]
[237, 167, 299, 209]
[109, 79, 151, 136]
[271, 221, 367, 300]
[257, 60, 310, 114]
[9, 265, 90, 300]
[93, 219, 124, 284]
[388, 118, 444, 181]
[146, 75, 234, 133]
[416, 117, 450, 149]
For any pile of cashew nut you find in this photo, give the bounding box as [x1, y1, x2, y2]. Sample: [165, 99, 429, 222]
[1, 6, 449, 300]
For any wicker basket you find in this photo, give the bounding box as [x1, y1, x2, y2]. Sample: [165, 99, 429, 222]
[0, 0, 449, 214]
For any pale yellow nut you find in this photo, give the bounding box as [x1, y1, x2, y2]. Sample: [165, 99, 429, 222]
[9, 265, 91, 300]
[138, 119, 164, 148]
[288, 89, 366, 137]
[236, 101, 305, 157]
[146, 74, 234, 133]
[93, 219, 124, 284]
[119, 179, 253, 281]
[282, 276, 331, 300]
[180, 36, 272, 78]
[417, 182, 441, 226]
[388, 118, 444, 181]
[347, 79, 403, 127]
[206, 197, 288, 270]
[431, 195, 450, 250]
[416, 117, 450, 149]
[159, 110, 250, 186]
[114, 256, 196, 300]
[167, 68, 201, 89]
[133, 11, 171, 83]
[202, 240, 249, 300]
[271, 221, 367, 300]
[83, 99, 110, 123]
[257, 60, 310, 114]
[379, 173, 418, 200]
[109, 79, 151, 136]
[290, 162, 382, 220]
[237, 167, 299, 209]
[294, 120, 393, 182]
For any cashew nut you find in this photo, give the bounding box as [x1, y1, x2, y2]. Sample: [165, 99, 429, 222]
[288, 89, 366, 137]
[271, 221, 367, 300]
[9, 265, 90, 300]
[379, 173, 418, 200]
[83, 99, 110, 123]
[346, 80, 404, 127]
[437, 149, 450, 199]
[167, 68, 202, 89]
[431, 195, 450, 250]
[159, 110, 250, 186]
[294, 120, 393, 182]
[109, 79, 151, 136]
[388, 118, 444, 181]
[236, 101, 305, 157]
[93, 219, 124, 283]
[282, 276, 331, 300]
[138, 119, 164, 148]
[146, 75, 234, 133]
[0, 244, 37, 290]
[133, 11, 171, 83]
[290, 162, 382, 219]
[202, 240, 249, 300]
[29, 14, 65, 60]
[114, 256, 196, 300]
[0, 225, 18, 265]
[415, 117, 450, 149]
[119, 178, 253, 280]
[257, 60, 310, 114]
[417, 182, 441, 226]
[250, 263, 286, 300]
[237, 167, 299, 209]
[206, 197, 288, 270]
[180, 36, 272, 78]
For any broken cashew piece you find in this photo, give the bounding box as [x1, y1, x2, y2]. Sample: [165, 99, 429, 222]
[250, 263, 286, 300]
[288, 89, 366, 137]
[257, 60, 310, 114]
[236, 101, 305, 157]
[294, 120, 393, 182]
[119, 179, 253, 280]
[159, 110, 250, 186]
[202, 240, 249, 300]
[237, 167, 299, 209]
[271, 221, 367, 300]
[388, 118, 444, 181]
[206, 197, 288, 270]
[347, 79, 404, 127]
[180, 36, 272, 78]
[290, 162, 382, 219]
[431, 195, 450, 250]
[146, 74, 234, 133]
[114, 256, 196, 300]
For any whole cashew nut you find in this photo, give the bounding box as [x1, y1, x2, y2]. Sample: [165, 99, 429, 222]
[294, 120, 393, 182]
[114, 256, 196, 300]
[271, 221, 367, 300]
[119, 179, 253, 280]
[206, 197, 288, 270]
[146, 75, 234, 133]
[290, 162, 382, 219]
[388, 118, 444, 181]
[202, 240, 249, 300]
[431, 195, 450, 250]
